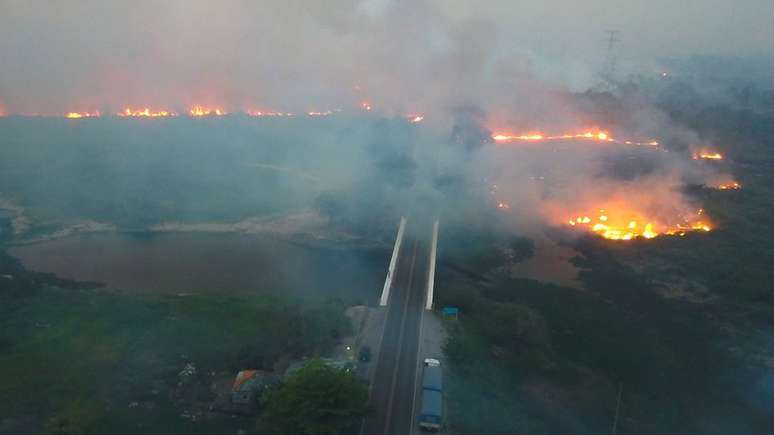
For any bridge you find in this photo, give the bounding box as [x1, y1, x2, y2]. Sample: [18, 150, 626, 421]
[361, 217, 440, 435]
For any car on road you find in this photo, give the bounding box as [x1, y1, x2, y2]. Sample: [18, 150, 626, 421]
[424, 358, 440, 367]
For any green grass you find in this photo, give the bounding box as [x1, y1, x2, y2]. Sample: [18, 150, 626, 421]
[0, 273, 351, 434]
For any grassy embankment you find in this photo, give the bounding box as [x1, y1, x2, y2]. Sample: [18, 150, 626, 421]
[0, 251, 350, 435]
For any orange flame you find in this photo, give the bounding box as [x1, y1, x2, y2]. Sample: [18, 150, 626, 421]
[361, 102, 372, 112]
[693, 151, 724, 160]
[715, 181, 742, 190]
[491, 129, 658, 146]
[65, 111, 100, 119]
[246, 109, 294, 117]
[189, 106, 227, 117]
[408, 115, 424, 123]
[566, 207, 711, 240]
[118, 107, 174, 117]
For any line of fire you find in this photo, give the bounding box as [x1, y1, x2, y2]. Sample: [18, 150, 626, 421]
[5, 104, 744, 244]
[487, 127, 740, 241]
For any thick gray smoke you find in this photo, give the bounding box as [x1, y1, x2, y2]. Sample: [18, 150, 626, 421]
[0, 0, 759, 241]
[2, 0, 774, 115]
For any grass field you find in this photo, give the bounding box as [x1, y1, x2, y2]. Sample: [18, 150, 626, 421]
[0, 254, 351, 435]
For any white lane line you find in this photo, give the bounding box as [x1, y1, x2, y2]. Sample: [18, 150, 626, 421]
[383, 239, 418, 435]
[425, 219, 439, 310]
[380, 217, 407, 306]
[412, 220, 437, 433]
[410, 282, 428, 434]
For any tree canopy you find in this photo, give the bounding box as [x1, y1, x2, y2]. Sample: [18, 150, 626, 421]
[259, 359, 369, 435]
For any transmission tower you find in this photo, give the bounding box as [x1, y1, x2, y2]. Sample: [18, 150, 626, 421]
[602, 30, 621, 90]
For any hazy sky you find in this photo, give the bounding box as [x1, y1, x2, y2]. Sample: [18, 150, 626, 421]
[1, 0, 772, 114]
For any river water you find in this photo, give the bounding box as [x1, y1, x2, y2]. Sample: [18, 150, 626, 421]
[9, 232, 388, 304]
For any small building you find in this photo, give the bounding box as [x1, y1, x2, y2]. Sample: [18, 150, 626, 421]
[231, 370, 277, 405]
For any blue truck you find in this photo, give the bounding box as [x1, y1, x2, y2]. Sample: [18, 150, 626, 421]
[419, 358, 443, 432]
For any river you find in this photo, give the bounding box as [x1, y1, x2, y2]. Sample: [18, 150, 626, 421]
[9, 232, 388, 305]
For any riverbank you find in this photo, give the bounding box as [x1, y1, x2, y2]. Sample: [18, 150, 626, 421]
[8, 230, 389, 307]
[0, 239, 391, 435]
[6, 207, 383, 250]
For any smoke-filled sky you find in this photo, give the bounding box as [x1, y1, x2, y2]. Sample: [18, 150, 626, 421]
[1, 0, 773, 115]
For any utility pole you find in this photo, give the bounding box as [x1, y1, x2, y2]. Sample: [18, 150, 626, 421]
[603, 30, 621, 89]
[612, 381, 623, 434]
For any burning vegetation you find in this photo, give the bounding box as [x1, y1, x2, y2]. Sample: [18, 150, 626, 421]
[487, 124, 736, 242]
[38, 103, 424, 120]
[693, 150, 724, 160]
[716, 181, 742, 190]
[247, 110, 294, 117]
[566, 207, 711, 240]
[118, 107, 175, 117]
[491, 129, 659, 147]
[706, 176, 742, 190]
[65, 111, 100, 118]
[189, 106, 227, 117]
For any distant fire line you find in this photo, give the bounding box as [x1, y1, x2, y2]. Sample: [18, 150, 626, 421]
[118, 108, 175, 117]
[65, 111, 100, 119]
[491, 131, 659, 147]
[55, 106, 423, 121]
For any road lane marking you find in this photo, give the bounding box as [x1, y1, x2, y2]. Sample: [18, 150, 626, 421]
[412, 222, 435, 434]
[410, 278, 427, 434]
[383, 238, 418, 435]
[360, 233, 410, 435]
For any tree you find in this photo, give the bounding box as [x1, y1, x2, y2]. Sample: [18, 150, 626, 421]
[259, 359, 369, 435]
[487, 303, 548, 348]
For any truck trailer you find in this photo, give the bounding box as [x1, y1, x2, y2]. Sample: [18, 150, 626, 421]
[419, 358, 442, 432]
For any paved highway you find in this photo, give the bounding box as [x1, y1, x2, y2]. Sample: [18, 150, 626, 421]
[362, 221, 430, 435]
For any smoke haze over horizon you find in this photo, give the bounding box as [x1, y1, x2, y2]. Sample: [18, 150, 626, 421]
[2, 0, 774, 115]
